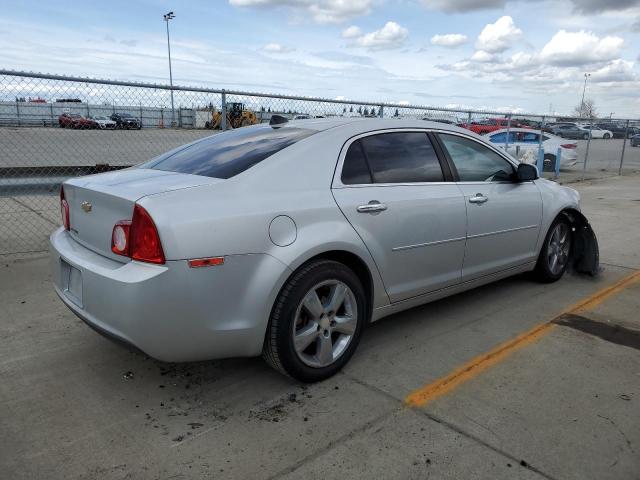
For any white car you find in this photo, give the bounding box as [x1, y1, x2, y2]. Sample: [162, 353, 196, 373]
[578, 124, 613, 139]
[486, 128, 578, 171]
[90, 115, 117, 130]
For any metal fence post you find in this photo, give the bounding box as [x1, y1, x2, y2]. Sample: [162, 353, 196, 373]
[467, 111, 472, 125]
[378, 106, 384, 118]
[582, 118, 593, 181]
[538, 115, 545, 171]
[619, 119, 629, 176]
[221, 90, 227, 131]
[555, 147, 561, 178]
[15, 100, 21, 126]
[50, 103, 54, 127]
[505, 114, 512, 151]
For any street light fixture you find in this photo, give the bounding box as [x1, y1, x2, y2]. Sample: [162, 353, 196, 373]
[163, 11, 176, 127]
[580, 72, 591, 118]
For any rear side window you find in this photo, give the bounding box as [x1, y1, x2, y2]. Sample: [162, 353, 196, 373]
[362, 132, 444, 183]
[341, 141, 372, 184]
[142, 126, 315, 179]
[344, 132, 444, 184]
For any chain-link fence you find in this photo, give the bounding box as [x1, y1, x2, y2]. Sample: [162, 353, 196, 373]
[1, 69, 639, 256]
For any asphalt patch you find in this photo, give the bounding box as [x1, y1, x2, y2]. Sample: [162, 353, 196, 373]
[554, 313, 640, 351]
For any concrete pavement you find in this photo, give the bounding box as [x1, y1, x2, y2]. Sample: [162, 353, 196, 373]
[1, 175, 639, 479]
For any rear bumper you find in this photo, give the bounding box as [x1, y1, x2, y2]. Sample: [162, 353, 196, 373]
[50, 227, 291, 362]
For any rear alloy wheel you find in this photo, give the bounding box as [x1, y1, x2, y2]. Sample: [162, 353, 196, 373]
[603, 133, 611, 139]
[263, 260, 366, 382]
[534, 218, 572, 283]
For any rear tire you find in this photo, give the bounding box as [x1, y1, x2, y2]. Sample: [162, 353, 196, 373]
[603, 133, 611, 139]
[543, 154, 557, 173]
[263, 260, 367, 382]
[583, 133, 589, 140]
[534, 217, 572, 283]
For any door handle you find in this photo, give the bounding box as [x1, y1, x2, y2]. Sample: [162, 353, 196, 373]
[357, 201, 387, 213]
[468, 194, 488, 204]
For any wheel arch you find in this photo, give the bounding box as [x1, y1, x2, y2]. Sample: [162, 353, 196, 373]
[274, 249, 377, 325]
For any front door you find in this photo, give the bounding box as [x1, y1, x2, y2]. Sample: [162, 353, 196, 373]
[332, 131, 467, 303]
[436, 133, 543, 281]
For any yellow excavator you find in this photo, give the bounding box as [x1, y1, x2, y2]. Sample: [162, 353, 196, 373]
[205, 102, 258, 129]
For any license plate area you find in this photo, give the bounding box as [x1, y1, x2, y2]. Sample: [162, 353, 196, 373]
[60, 259, 83, 308]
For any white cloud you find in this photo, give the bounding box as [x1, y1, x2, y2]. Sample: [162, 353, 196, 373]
[430, 33, 468, 48]
[263, 42, 295, 53]
[475, 16, 522, 53]
[229, 0, 373, 24]
[540, 30, 624, 66]
[471, 50, 498, 62]
[590, 59, 637, 82]
[342, 25, 362, 39]
[347, 21, 409, 50]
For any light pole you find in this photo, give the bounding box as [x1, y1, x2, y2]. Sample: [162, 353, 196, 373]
[580, 72, 591, 118]
[163, 11, 176, 127]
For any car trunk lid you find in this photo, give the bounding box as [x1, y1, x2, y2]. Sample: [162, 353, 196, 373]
[63, 168, 221, 260]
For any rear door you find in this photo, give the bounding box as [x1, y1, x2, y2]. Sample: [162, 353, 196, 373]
[332, 130, 467, 303]
[435, 132, 543, 281]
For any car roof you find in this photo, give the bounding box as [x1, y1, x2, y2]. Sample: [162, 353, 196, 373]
[281, 117, 477, 137]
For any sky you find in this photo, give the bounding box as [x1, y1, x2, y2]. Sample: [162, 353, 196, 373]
[1, 0, 639, 116]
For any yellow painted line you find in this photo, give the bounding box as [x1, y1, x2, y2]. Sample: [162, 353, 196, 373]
[568, 270, 640, 314]
[404, 270, 640, 408]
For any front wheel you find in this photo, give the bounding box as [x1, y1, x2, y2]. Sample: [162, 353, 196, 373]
[583, 133, 589, 140]
[263, 260, 366, 382]
[534, 218, 572, 283]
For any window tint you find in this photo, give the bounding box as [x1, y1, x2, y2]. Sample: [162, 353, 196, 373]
[438, 134, 515, 182]
[341, 140, 372, 184]
[142, 126, 315, 179]
[519, 132, 540, 143]
[359, 132, 444, 183]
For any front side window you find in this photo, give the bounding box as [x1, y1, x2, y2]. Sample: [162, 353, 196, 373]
[438, 134, 515, 182]
[143, 125, 316, 179]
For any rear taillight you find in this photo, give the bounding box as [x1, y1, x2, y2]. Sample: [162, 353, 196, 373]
[111, 204, 165, 264]
[561, 144, 577, 149]
[60, 186, 70, 231]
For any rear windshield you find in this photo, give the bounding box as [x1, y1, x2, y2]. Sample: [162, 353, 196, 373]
[142, 126, 316, 179]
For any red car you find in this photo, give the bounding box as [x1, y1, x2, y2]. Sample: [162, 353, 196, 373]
[459, 118, 528, 135]
[58, 113, 98, 129]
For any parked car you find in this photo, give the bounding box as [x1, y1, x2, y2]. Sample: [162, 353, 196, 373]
[293, 114, 311, 120]
[51, 118, 599, 382]
[486, 128, 577, 171]
[110, 113, 141, 129]
[90, 115, 117, 130]
[58, 113, 98, 129]
[459, 118, 513, 135]
[578, 124, 613, 139]
[595, 123, 640, 139]
[631, 134, 640, 147]
[551, 124, 591, 140]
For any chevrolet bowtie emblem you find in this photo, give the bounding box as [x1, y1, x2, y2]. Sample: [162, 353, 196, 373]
[81, 201, 92, 213]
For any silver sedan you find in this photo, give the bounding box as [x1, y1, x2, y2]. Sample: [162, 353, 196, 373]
[51, 118, 599, 382]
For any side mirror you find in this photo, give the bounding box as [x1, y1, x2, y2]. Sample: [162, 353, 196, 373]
[516, 163, 539, 182]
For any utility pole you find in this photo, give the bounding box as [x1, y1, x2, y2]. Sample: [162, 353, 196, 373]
[580, 72, 590, 118]
[163, 11, 176, 127]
